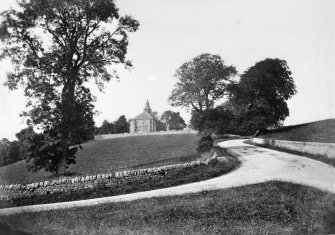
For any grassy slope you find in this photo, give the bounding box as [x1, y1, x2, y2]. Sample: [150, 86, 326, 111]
[0, 133, 199, 185]
[0, 148, 240, 208]
[260, 118, 335, 143]
[1, 181, 334, 234]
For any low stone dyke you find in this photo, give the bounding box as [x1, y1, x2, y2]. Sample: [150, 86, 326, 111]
[0, 156, 218, 201]
[251, 138, 335, 159]
[94, 130, 197, 140]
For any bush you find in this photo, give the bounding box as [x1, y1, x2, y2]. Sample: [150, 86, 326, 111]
[196, 135, 214, 153]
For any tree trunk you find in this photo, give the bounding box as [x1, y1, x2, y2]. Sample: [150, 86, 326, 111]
[61, 72, 77, 144]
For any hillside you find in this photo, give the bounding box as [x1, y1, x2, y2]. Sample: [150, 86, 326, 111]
[260, 119, 335, 143]
[0, 133, 199, 185]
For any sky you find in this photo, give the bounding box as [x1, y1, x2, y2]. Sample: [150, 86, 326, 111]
[0, 0, 334, 140]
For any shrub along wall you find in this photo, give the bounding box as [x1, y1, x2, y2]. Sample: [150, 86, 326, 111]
[0, 157, 217, 201]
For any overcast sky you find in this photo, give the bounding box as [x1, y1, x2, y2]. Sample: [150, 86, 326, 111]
[0, 0, 334, 140]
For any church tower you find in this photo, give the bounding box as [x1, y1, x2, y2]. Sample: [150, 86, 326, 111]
[144, 99, 152, 113]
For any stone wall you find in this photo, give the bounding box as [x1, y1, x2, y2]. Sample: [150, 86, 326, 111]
[251, 138, 335, 158]
[94, 130, 197, 140]
[0, 156, 217, 201]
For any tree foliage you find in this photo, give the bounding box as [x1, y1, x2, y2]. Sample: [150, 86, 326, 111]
[96, 115, 130, 135]
[96, 120, 115, 134]
[196, 135, 214, 153]
[161, 111, 186, 131]
[0, 139, 21, 167]
[190, 106, 235, 135]
[169, 53, 237, 112]
[228, 58, 297, 135]
[0, 0, 139, 174]
[16, 127, 77, 173]
[114, 115, 129, 133]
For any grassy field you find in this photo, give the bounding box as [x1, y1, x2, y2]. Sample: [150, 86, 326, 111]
[1, 181, 334, 234]
[0, 148, 240, 208]
[0, 133, 200, 185]
[260, 118, 335, 143]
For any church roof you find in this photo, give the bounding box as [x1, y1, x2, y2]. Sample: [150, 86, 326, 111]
[132, 111, 156, 120]
[130, 100, 159, 120]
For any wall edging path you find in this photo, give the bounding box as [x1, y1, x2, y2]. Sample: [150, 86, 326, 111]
[251, 137, 335, 158]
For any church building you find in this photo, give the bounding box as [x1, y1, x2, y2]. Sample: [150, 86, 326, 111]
[129, 100, 166, 133]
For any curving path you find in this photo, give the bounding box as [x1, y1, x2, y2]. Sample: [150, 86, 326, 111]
[0, 139, 335, 216]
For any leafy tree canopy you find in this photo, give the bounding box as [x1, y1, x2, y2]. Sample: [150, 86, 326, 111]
[0, 138, 22, 167]
[96, 120, 114, 134]
[228, 58, 297, 134]
[114, 115, 129, 133]
[190, 106, 235, 136]
[161, 111, 186, 131]
[169, 53, 237, 112]
[0, 0, 139, 174]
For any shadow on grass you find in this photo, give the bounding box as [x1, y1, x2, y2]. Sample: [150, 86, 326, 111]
[324, 210, 335, 233]
[0, 221, 32, 235]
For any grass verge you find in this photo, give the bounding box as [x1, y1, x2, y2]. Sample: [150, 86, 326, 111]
[259, 118, 335, 143]
[245, 140, 335, 167]
[0, 133, 200, 185]
[0, 148, 240, 209]
[1, 181, 334, 234]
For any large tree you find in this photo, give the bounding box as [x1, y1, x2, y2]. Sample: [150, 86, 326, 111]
[161, 111, 186, 131]
[0, 0, 139, 174]
[228, 58, 297, 135]
[169, 53, 237, 112]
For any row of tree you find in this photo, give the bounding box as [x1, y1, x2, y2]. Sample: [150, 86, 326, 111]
[0, 139, 21, 167]
[96, 115, 129, 134]
[0, 127, 39, 167]
[95, 111, 187, 135]
[169, 54, 297, 151]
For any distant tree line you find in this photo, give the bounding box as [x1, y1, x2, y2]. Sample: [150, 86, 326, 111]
[96, 111, 187, 135]
[0, 139, 21, 167]
[0, 114, 131, 167]
[96, 115, 130, 134]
